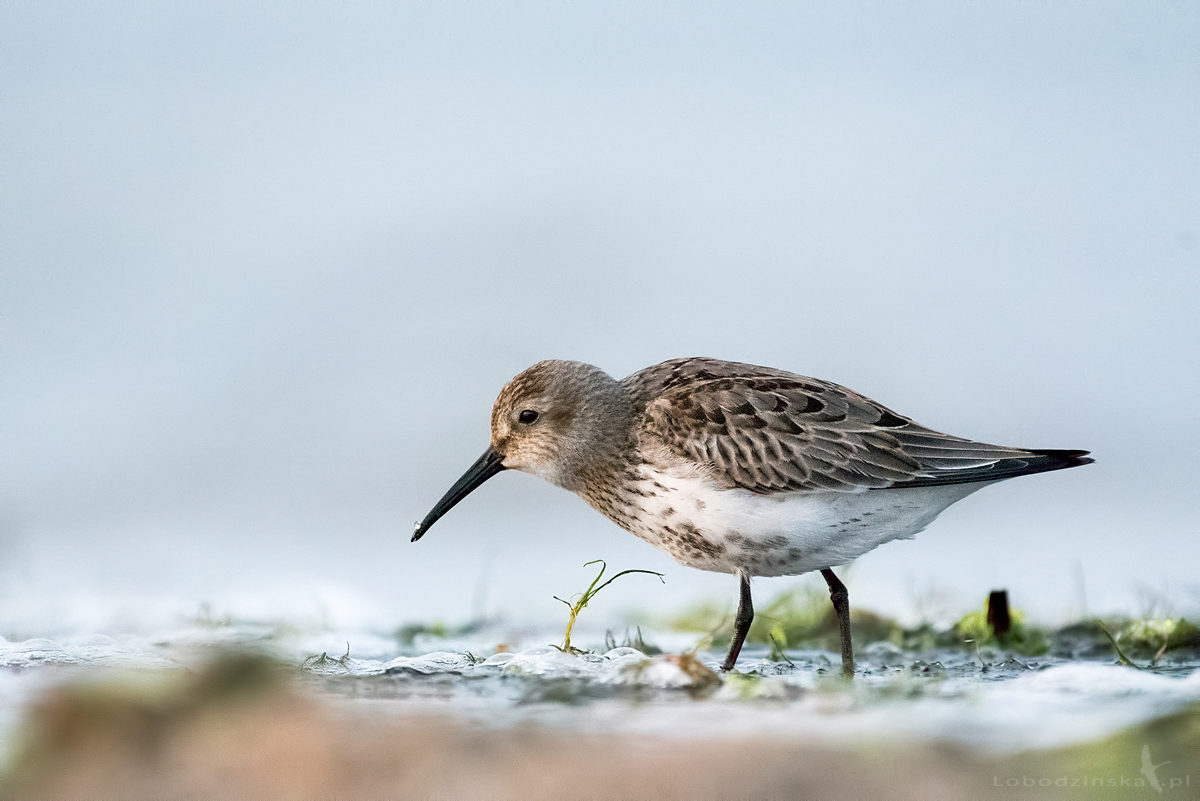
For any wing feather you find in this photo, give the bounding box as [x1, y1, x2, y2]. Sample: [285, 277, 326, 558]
[628, 357, 1088, 494]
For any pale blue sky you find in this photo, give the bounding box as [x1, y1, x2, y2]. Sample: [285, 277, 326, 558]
[3, 3, 1198, 633]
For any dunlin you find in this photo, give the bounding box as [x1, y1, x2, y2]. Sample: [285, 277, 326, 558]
[413, 358, 1092, 675]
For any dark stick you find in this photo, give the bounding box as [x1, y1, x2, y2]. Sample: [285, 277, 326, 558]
[987, 589, 1011, 636]
[722, 573, 754, 671]
[821, 568, 855, 678]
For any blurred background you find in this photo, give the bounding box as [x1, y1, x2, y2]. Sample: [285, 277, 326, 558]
[3, 2, 1197, 638]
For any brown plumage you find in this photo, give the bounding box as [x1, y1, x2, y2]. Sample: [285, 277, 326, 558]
[413, 357, 1092, 675]
[627, 357, 1088, 493]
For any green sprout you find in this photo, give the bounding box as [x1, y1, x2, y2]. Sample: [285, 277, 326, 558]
[554, 560, 665, 654]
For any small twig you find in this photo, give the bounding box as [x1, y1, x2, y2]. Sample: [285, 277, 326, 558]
[964, 638, 987, 670]
[768, 632, 795, 666]
[1153, 640, 1169, 666]
[1097, 620, 1145, 670]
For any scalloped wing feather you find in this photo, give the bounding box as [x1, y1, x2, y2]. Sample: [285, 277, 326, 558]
[628, 358, 1056, 494]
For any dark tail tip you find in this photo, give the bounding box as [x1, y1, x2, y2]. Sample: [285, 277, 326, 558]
[1030, 448, 1095, 469]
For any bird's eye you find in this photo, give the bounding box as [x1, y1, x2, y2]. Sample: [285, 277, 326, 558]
[518, 409, 539, 425]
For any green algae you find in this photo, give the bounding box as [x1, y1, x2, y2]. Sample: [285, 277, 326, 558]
[951, 600, 1050, 656]
[666, 583, 909, 655]
[664, 584, 1200, 665]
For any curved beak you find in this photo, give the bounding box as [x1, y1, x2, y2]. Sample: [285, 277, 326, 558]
[411, 446, 507, 542]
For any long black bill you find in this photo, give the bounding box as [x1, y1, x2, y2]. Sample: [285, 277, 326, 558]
[411, 446, 507, 542]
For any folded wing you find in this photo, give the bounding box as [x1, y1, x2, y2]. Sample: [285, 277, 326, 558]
[631, 358, 1091, 494]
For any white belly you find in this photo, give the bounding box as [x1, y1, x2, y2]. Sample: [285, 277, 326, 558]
[610, 469, 992, 577]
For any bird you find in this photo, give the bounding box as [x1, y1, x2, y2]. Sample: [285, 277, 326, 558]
[1140, 745, 1170, 793]
[412, 358, 1092, 675]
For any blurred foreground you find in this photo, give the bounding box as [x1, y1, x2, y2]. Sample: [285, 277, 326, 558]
[3, 641, 1199, 801]
[3, 589, 1199, 800]
[4, 651, 1199, 801]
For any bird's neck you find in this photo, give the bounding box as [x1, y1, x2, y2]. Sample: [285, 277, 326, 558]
[554, 385, 640, 498]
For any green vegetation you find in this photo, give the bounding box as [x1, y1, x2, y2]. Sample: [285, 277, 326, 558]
[1097, 620, 1142, 668]
[1092, 617, 1200, 667]
[667, 583, 903, 657]
[951, 600, 1049, 656]
[666, 583, 1200, 665]
[767, 633, 794, 665]
[604, 626, 662, 655]
[394, 620, 485, 647]
[553, 560, 665, 654]
[1120, 617, 1200, 658]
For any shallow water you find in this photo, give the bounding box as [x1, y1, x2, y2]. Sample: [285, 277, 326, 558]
[3, 618, 1198, 765]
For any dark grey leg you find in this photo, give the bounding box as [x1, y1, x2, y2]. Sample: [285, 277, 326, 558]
[722, 573, 754, 672]
[821, 568, 854, 677]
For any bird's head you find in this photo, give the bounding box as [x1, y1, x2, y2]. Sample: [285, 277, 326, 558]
[411, 360, 629, 542]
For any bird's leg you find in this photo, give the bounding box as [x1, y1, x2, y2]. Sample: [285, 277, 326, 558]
[722, 572, 754, 672]
[820, 568, 854, 678]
